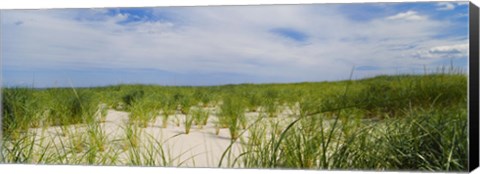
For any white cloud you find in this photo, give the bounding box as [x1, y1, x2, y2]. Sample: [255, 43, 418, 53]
[436, 2, 456, 11]
[1, 5, 468, 85]
[456, 2, 469, 6]
[436, 2, 469, 11]
[385, 11, 427, 21]
[413, 43, 469, 59]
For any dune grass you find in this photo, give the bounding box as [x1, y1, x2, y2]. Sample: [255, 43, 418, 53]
[0, 71, 468, 171]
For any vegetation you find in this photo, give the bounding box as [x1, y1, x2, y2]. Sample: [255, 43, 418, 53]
[0, 71, 468, 171]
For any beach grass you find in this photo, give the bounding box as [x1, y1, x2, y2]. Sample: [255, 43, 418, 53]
[0, 71, 468, 171]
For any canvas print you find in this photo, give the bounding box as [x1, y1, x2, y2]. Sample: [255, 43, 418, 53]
[0, 2, 472, 172]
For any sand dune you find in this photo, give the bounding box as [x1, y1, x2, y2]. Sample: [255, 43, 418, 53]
[24, 106, 297, 167]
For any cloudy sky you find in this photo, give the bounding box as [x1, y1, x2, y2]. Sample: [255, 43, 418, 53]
[1, 2, 470, 87]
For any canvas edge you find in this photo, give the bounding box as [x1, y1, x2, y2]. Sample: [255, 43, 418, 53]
[469, 1, 480, 172]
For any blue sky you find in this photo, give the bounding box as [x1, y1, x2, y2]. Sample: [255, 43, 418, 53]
[1, 2, 470, 87]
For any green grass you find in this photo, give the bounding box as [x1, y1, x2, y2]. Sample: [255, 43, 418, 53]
[184, 112, 194, 134]
[0, 72, 468, 171]
[219, 96, 246, 140]
[160, 95, 176, 128]
[192, 108, 209, 129]
[224, 73, 467, 171]
[128, 97, 159, 128]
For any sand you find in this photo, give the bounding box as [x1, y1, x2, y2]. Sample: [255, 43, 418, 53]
[22, 105, 299, 168]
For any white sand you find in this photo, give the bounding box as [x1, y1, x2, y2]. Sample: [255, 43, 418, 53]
[23, 105, 298, 167]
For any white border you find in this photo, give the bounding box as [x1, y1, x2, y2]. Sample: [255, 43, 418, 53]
[0, 0, 478, 174]
[0, 164, 447, 174]
[0, 0, 478, 9]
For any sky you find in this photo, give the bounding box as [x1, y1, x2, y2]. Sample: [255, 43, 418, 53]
[0, 2, 470, 87]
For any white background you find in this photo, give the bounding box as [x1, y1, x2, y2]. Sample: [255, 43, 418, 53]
[0, 0, 479, 174]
